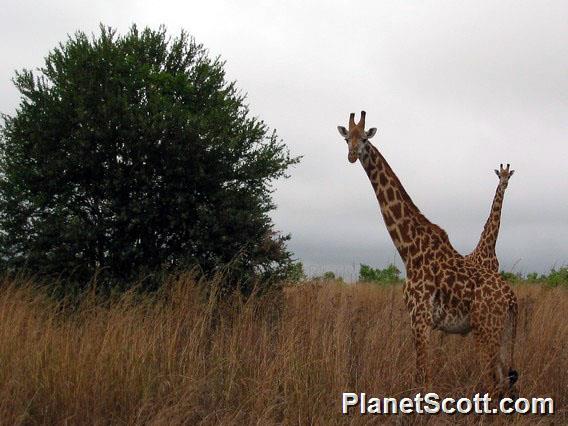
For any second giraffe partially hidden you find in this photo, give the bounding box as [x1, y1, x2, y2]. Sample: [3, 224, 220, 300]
[466, 164, 515, 272]
[337, 111, 518, 396]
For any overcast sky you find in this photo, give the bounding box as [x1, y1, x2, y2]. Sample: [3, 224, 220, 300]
[1, 1, 566, 279]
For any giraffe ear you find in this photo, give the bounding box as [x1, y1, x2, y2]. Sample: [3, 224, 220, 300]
[366, 128, 377, 139]
[337, 126, 348, 138]
[509, 170, 515, 176]
[494, 169, 500, 177]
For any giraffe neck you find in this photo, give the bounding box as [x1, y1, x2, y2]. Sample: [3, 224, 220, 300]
[471, 181, 507, 258]
[359, 142, 457, 268]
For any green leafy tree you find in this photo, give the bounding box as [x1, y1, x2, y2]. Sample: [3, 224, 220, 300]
[545, 267, 568, 287]
[358, 263, 402, 284]
[286, 261, 306, 283]
[499, 271, 522, 283]
[0, 25, 299, 291]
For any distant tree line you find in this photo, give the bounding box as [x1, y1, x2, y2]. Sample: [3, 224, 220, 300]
[500, 267, 568, 286]
[286, 262, 403, 284]
[278, 261, 568, 287]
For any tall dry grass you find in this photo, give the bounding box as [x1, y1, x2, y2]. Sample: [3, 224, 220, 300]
[0, 275, 565, 424]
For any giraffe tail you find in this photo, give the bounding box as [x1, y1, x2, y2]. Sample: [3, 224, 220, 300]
[507, 301, 519, 387]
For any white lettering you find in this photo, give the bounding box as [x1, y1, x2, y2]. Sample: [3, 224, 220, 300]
[367, 397, 381, 414]
[399, 397, 413, 414]
[383, 397, 397, 414]
[456, 397, 472, 413]
[342, 393, 358, 414]
[442, 397, 456, 414]
[423, 392, 440, 414]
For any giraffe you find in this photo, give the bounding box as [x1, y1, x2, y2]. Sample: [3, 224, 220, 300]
[337, 111, 518, 395]
[466, 164, 514, 272]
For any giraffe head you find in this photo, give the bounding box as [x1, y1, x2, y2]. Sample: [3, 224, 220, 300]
[494, 163, 515, 188]
[337, 111, 377, 163]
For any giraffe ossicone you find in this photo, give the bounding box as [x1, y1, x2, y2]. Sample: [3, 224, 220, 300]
[337, 111, 519, 396]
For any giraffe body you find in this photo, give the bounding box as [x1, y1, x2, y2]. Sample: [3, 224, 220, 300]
[465, 164, 514, 272]
[337, 112, 518, 395]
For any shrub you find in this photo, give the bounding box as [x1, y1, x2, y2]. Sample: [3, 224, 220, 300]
[358, 263, 402, 284]
[500, 271, 523, 283]
[545, 267, 568, 287]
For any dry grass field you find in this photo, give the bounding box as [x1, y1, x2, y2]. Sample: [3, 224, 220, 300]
[0, 274, 566, 424]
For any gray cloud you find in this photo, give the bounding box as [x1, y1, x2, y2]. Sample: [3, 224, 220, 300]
[1, 0, 566, 278]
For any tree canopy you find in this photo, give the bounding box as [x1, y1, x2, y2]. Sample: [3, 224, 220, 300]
[0, 25, 299, 291]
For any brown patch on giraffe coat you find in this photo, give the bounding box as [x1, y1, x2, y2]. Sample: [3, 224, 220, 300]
[412, 256, 424, 270]
[391, 202, 402, 219]
[370, 148, 378, 161]
[383, 212, 394, 227]
[407, 245, 418, 257]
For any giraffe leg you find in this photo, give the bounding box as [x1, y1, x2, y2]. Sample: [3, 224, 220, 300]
[473, 326, 503, 399]
[501, 302, 519, 399]
[500, 306, 519, 398]
[410, 316, 432, 389]
[403, 281, 434, 389]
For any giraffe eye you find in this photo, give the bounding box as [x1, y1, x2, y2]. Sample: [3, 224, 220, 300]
[344, 138, 348, 142]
